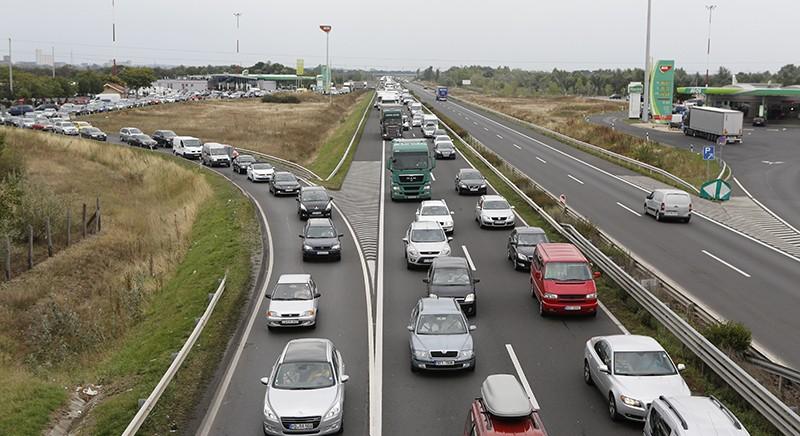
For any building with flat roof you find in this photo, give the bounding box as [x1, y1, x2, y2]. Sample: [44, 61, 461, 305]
[209, 73, 316, 91]
[154, 77, 210, 93]
[677, 83, 800, 122]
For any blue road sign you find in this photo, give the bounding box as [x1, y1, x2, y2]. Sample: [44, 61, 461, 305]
[703, 145, 715, 161]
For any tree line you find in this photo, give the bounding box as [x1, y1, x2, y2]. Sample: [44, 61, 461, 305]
[417, 64, 800, 97]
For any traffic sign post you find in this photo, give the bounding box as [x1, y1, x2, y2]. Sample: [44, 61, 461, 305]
[703, 145, 715, 181]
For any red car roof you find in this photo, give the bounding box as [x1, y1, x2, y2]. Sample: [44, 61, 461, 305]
[536, 243, 587, 264]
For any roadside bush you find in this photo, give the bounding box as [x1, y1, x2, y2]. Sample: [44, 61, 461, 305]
[261, 93, 300, 104]
[0, 172, 67, 243]
[24, 298, 95, 366]
[0, 133, 25, 179]
[704, 321, 752, 354]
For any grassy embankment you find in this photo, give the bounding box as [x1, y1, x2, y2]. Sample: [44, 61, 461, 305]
[0, 128, 256, 435]
[423, 105, 779, 436]
[449, 88, 723, 189]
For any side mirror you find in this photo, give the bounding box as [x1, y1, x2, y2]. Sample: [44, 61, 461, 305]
[677, 363, 686, 371]
[265, 293, 271, 299]
[534, 271, 542, 280]
[295, 198, 300, 202]
[450, 211, 455, 215]
[469, 325, 477, 331]
[447, 237, 453, 242]
[338, 233, 344, 238]
[422, 278, 430, 283]
[402, 237, 409, 243]
[341, 375, 350, 383]
[298, 234, 304, 238]
[511, 206, 516, 209]
[598, 365, 610, 374]
[314, 293, 322, 298]
[473, 278, 480, 283]
[407, 325, 414, 331]
[593, 271, 602, 279]
[260, 377, 270, 385]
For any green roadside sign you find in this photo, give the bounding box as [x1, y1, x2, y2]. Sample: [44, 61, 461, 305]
[650, 60, 675, 123]
[700, 179, 732, 201]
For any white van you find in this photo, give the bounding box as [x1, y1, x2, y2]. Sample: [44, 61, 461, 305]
[644, 189, 692, 223]
[172, 136, 203, 159]
[422, 114, 439, 138]
[409, 102, 422, 115]
[201, 142, 231, 167]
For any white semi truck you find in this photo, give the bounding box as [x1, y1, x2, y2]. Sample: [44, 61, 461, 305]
[682, 106, 743, 144]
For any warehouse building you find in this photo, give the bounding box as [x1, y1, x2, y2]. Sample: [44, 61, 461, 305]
[677, 83, 800, 122]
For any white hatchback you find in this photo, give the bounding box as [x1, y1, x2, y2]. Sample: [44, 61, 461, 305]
[415, 200, 455, 234]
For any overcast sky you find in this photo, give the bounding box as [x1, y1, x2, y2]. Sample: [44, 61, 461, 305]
[2, 0, 796, 73]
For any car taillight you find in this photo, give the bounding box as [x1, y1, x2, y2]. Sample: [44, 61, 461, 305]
[660, 203, 665, 211]
[689, 203, 692, 212]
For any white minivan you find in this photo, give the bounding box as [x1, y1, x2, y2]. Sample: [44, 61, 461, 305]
[644, 189, 692, 223]
[172, 136, 202, 159]
[422, 114, 439, 138]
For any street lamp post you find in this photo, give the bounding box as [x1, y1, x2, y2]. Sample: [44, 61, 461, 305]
[234, 13, 241, 58]
[642, 0, 652, 123]
[111, 0, 117, 76]
[319, 24, 332, 104]
[705, 5, 717, 87]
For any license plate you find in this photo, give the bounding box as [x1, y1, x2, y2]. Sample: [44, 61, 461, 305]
[289, 423, 314, 430]
[282, 319, 300, 325]
[317, 251, 329, 255]
[442, 152, 450, 156]
[422, 258, 433, 263]
[312, 211, 322, 215]
[436, 360, 455, 366]
[565, 306, 581, 311]
[469, 187, 478, 191]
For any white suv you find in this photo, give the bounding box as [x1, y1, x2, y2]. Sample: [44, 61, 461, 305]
[403, 221, 452, 269]
[415, 200, 454, 234]
[644, 396, 749, 436]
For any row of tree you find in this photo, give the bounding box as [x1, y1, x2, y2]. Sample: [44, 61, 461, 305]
[417, 64, 800, 97]
[0, 65, 157, 102]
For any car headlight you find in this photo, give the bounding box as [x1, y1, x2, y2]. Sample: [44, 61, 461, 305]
[324, 403, 341, 420]
[480, 183, 486, 188]
[441, 246, 451, 255]
[460, 350, 474, 359]
[413, 350, 428, 359]
[620, 395, 643, 409]
[517, 252, 527, 260]
[300, 204, 307, 211]
[423, 184, 431, 190]
[331, 243, 341, 250]
[543, 292, 558, 299]
[465, 293, 475, 302]
[392, 186, 400, 191]
[303, 244, 312, 250]
[263, 402, 278, 421]
[460, 183, 467, 188]
[302, 309, 316, 317]
[586, 293, 597, 299]
[407, 245, 419, 256]
[267, 311, 279, 317]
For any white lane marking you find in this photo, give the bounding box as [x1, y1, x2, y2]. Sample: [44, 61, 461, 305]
[701, 250, 751, 278]
[598, 301, 630, 334]
[465, 116, 470, 120]
[733, 176, 800, 237]
[462, 245, 477, 271]
[567, 174, 584, 185]
[505, 344, 541, 410]
[497, 134, 504, 139]
[616, 202, 641, 217]
[473, 121, 478, 126]
[512, 143, 522, 150]
[430, 172, 436, 181]
[374, 140, 386, 436]
[535, 156, 546, 164]
[483, 126, 489, 131]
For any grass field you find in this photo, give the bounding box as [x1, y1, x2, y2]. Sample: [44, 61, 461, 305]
[80, 92, 367, 166]
[0, 129, 256, 435]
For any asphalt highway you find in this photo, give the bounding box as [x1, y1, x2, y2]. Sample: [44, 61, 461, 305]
[410, 84, 800, 370]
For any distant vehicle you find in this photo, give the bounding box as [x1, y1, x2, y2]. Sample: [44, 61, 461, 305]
[80, 127, 107, 141]
[246, 162, 275, 182]
[54, 121, 79, 135]
[380, 104, 404, 139]
[265, 274, 320, 329]
[609, 94, 622, 99]
[530, 243, 599, 317]
[297, 186, 333, 220]
[128, 133, 157, 149]
[433, 140, 456, 160]
[269, 171, 301, 196]
[475, 195, 515, 229]
[415, 199, 454, 234]
[403, 221, 452, 268]
[507, 227, 549, 271]
[409, 102, 423, 115]
[455, 168, 487, 195]
[669, 113, 683, 129]
[464, 375, 548, 436]
[752, 116, 766, 127]
[8, 105, 33, 116]
[387, 139, 435, 201]
[682, 106, 743, 143]
[73, 121, 91, 130]
[201, 142, 232, 167]
[232, 154, 256, 174]
[421, 114, 439, 138]
[119, 127, 143, 143]
[152, 130, 177, 147]
[260, 339, 348, 435]
[172, 135, 202, 159]
[299, 218, 343, 261]
[644, 189, 692, 223]
[436, 86, 448, 101]
[584, 335, 690, 422]
[424, 256, 479, 315]
[644, 396, 749, 436]
[408, 297, 475, 372]
[411, 112, 423, 127]
[93, 93, 121, 103]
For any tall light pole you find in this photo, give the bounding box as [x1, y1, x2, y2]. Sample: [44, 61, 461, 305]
[111, 0, 117, 76]
[642, 0, 652, 122]
[319, 24, 332, 104]
[705, 5, 717, 87]
[8, 38, 13, 96]
[233, 12, 241, 62]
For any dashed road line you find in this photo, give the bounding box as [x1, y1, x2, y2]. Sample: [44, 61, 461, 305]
[567, 174, 584, 185]
[462, 245, 477, 271]
[535, 156, 546, 164]
[497, 134, 504, 139]
[505, 344, 540, 410]
[701, 250, 751, 278]
[616, 202, 641, 217]
[512, 144, 522, 150]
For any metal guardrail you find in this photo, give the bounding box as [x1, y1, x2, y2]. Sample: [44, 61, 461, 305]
[446, 94, 702, 194]
[122, 275, 227, 436]
[424, 100, 800, 435]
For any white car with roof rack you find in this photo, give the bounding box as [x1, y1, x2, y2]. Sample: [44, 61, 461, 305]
[644, 395, 750, 436]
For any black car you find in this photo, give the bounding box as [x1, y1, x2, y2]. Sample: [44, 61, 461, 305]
[752, 117, 767, 127]
[270, 171, 301, 196]
[609, 94, 622, 99]
[8, 105, 33, 116]
[433, 141, 457, 160]
[128, 133, 157, 149]
[79, 127, 108, 141]
[455, 168, 487, 195]
[152, 130, 177, 147]
[423, 256, 479, 316]
[232, 154, 256, 174]
[507, 227, 549, 271]
[297, 186, 333, 220]
[299, 218, 342, 261]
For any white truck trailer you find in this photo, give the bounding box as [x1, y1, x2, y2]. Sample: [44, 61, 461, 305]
[683, 106, 743, 144]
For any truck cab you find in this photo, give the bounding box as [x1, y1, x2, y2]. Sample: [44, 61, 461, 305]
[386, 139, 435, 201]
[381, 104, 404, 139]
[436, 86, 449, 101]
[464, 374, 548, 436]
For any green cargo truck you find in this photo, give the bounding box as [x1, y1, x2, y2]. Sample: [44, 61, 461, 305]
[386, 139, 435, 200]
[381, 104, 404, 139]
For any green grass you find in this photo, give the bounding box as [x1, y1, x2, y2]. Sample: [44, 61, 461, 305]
[308, 91, 374, 189]
[74, 169, 256, 435]
[0, 369, 66, 436]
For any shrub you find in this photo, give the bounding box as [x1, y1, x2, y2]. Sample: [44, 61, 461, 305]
[261, 93, 300, 104]
[704, 321, 752, 354]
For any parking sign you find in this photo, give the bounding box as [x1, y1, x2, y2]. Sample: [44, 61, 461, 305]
[703, 145, 715, 161]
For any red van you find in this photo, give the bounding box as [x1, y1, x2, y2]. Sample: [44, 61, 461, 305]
[529, 243, 599, 316]
[463, 375, 548, 436]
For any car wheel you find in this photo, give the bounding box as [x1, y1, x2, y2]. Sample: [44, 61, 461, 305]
[468, 360, 476, 372]
[538, 298, 547, 317]
[684, 216, 691, 223]
[410, 360, 419, 373]
[643, 204, 648, 216]
[310, 321, 317, 330]
[608, 393, 621, 421]
[584, 360, 594, 385]
[655, 211, 662, 222]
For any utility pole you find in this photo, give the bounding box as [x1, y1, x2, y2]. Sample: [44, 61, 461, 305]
[705, 5, 717, 87]
[233, 12, 241, 64]
[111, 0, 117, 76]
[642, 0, 652, 122]
[7, 38, 12, 96]
[51, 46, 55, 78]
[319, 24, 332, 104]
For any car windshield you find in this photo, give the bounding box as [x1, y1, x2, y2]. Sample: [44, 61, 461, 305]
[613, 351, 677, 376]
[134, 134, 150, 140]
[306, 225, 336, 238]
[302, 190, 329, 201]
[518, 233, 548, 246]
[210, 148, 226, 155]
[129, 128, 142, 134]
[437, 142, 454, 149]
[271, 283, 313, 300]
[62, 122, 75, 127]
[410, 228, 446, 243]
[460, 170, 482, 181]
[273, 362, 335, 390]
[420, 205, 448, 216]
[275, 173, 296, 182]
[483, 200, 510, 210]
[543, 262, 591, 281]
[238, 155, 255, 163]
[416, 314, 467, 335]
[431, 267, 470, 286]
[251, 163, 273, 170]
[393, 151, 429, 170]
[84, 128, 100, 133]
[183, 139, 200, 147]
[159, 130, 176, 137]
